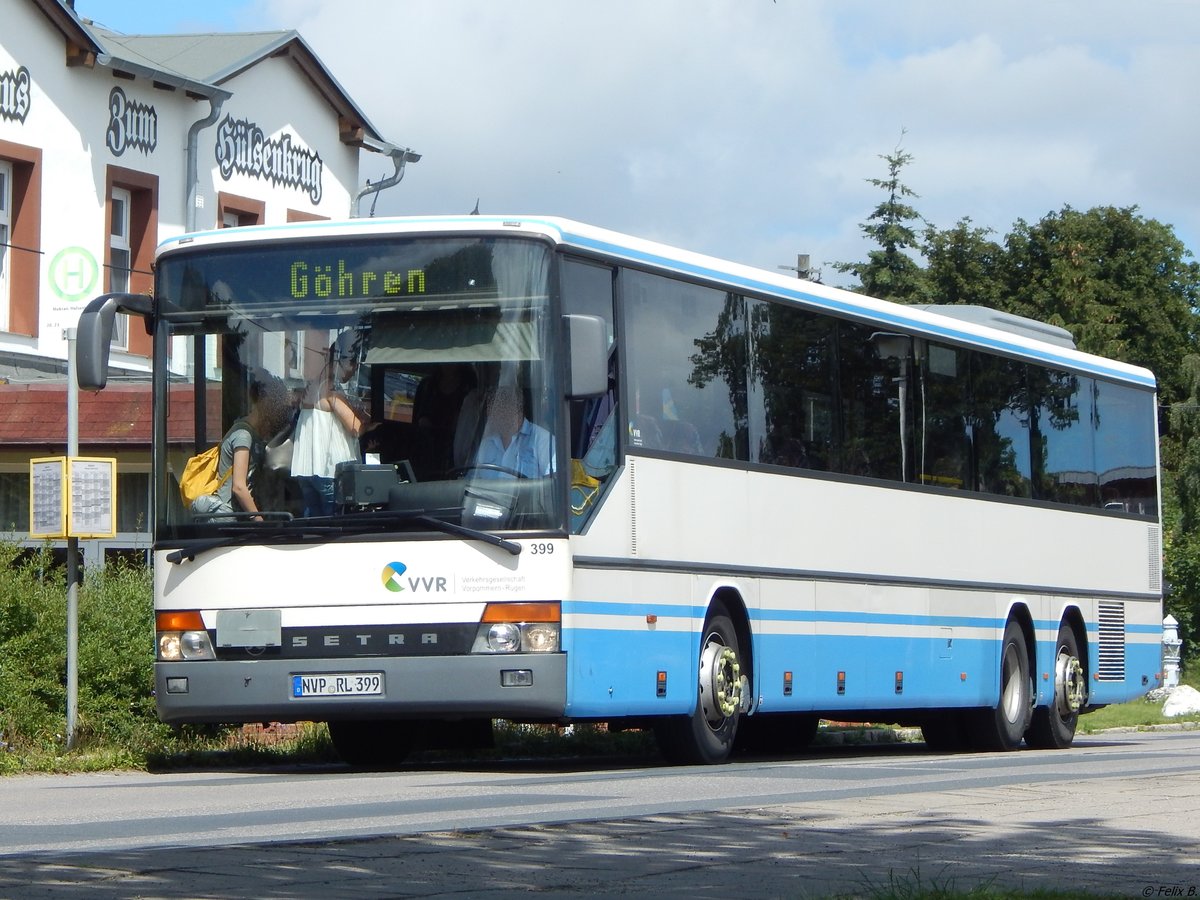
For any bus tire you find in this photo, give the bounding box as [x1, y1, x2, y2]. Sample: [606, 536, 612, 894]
[327, 719, 414, 769]
[973, 619, 1033, 751]
[654, 607, 746, 765]
[1026, 623, 1085, 750]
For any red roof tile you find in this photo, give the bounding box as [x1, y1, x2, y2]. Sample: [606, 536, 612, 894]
[0, 383, 221, 447]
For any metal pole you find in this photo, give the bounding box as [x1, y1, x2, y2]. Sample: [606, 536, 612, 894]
[65, 327, 79, 751]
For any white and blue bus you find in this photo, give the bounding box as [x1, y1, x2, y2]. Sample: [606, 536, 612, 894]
[77, 215, 1163, 765]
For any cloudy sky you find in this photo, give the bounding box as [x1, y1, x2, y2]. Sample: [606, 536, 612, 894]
[76, 0, 1200, 289]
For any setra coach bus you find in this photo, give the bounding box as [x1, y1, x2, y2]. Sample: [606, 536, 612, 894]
[76, 215, 1163, 765]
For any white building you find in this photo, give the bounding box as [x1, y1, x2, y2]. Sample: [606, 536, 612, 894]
[0, 0, 418, 558]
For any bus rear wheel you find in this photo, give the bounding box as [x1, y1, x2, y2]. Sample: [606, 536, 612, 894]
[327, 719, 415, 769]
[973, 619, 1033, 751]
[1026, 623, 1085, 749]
[655, 607, 746, 765]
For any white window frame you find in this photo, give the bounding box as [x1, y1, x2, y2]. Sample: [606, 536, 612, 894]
[0, 160, 12, 332]
[109, 186, 132, 348]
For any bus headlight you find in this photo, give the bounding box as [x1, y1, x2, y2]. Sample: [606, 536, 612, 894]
[155, 610, 215, 661]
[471, 622, 561, 653]
[157, 630, 215, 661]
[472, 602, 561, 654]
[522, 623, 559, 652]
[485, 623, 521, 653]
[158, 632, 182, 660]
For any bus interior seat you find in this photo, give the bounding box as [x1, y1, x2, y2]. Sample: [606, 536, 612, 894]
[630, 414, 662, 450]
[660, 419, 703, 455]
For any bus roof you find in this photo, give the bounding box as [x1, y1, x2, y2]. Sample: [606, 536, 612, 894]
[156, 214, 1157, 390]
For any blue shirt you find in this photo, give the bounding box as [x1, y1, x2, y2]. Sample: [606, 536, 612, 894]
[475, 418, 555, 478]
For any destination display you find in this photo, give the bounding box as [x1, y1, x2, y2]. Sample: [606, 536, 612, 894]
[289, 259, 426, 300]
[156, 236, 550, 311]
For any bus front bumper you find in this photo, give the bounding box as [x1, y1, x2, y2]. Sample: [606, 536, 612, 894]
[154, 654, 567, 724]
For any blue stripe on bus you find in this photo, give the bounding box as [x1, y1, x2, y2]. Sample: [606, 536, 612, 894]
[753, 610, 1004, 629]
[1119, 623, 1163, 635]
[563, 629, 1003, 715]
[562, 600, 705, 618]
[561, 609, 1158, 717]
[565, 600, 1005, 631]
[566, 601, 1159, 636]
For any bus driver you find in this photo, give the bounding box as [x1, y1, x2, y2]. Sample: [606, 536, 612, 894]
[473, 384, 554, 478]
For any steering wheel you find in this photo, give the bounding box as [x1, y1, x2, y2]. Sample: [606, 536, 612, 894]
[448, 464, 528, 480]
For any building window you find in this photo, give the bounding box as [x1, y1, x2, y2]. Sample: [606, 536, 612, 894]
[0, 160, 10, 332]
[0, 140, 40, 337]
[108, 186, 132, 348]
[217, 191, 264, 228]
[0, 469, 29, 533]
[104, 166, 157, 358]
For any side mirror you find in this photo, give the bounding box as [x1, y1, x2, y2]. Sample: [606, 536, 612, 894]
[564, 314, 607, 399]
[76, 293, 154, 390]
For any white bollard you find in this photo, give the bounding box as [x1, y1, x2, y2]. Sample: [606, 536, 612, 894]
[1162, 615, 1182, 689]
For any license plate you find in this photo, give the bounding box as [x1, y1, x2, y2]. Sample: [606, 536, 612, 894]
[292, 673, 383, 697]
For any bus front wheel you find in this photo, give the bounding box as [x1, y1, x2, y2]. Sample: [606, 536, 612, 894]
[1025, 623, 1085, 749]
[655, 606, 746, 765]
[973, 619, 1033, 751]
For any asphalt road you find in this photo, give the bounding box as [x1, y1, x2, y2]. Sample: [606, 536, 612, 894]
[2, 729, 1199, 898]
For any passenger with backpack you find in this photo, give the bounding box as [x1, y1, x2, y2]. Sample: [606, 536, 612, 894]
[189, 372, 285, 520]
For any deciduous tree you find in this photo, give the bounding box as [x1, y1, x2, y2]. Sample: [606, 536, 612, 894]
[999, 206, 1199, 406]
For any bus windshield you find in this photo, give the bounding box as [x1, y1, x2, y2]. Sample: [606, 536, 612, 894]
[155, 234, 561, 542]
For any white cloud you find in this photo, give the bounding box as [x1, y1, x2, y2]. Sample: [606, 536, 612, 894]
[257, 0, 1200, 283]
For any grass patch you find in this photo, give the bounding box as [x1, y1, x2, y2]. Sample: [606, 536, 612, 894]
[829, 864, 1133, 899]
[144, 722, 658, 771]
[143, 723, 339, 770]
[1078, 671, 1200, 734]
[836, 872, 1126, 899]
[488, 721, 657, 760]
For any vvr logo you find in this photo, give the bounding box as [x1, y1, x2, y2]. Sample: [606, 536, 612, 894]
[381, 561, 407, 592]
[381, 561, 448, 593]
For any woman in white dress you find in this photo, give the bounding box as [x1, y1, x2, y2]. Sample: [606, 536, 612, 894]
[290, 334, 371, 516]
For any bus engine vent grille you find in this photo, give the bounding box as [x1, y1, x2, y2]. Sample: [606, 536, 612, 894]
[1096, 601, 1126, 682]
[629, 458, 637, 557]
[1148, 526, 1162, 593]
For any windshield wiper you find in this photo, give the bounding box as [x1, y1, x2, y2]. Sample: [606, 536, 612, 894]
[165, 522, 347, 564]
[328, 509, 522, 556]
[164, 509, 521, 565]
[411, 514, 522, 556]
